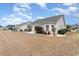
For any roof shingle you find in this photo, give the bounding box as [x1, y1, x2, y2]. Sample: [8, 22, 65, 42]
[29, 15, 64, 25]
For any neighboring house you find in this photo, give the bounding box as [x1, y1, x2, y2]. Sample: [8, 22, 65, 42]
[27, 15, 66, 34]
[5, 25, 14, 30]
[14, 15, 66, 35]
[14, 21, 32, 31]
[71, 24, 79, 32]
[71, 24, 79, 29]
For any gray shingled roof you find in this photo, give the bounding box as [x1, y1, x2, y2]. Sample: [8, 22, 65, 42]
[19, 21, 32, 26]
[15, 21, 32, 26]
[29, 15, 64, 26]
[14, 21, 32, 28]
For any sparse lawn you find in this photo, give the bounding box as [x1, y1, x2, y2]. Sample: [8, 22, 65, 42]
[73, 32, 79, 40]
[0, 30, 79, 56]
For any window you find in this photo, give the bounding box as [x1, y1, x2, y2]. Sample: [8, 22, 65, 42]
[46, 25, 49, 28]
[27, 26, 32, 31]
[46, 25, 49, 31]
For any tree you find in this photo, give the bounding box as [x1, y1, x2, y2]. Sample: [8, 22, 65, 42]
[6, 25, 14, 31]
[66, 25, 71, 32]
[66, 25, 71, 29]
[0, 25, 2, 28]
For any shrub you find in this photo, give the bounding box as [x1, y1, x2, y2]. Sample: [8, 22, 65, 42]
[66, 28, 71, 32]
[58, 29, 67, 35]
[66, 25, 71, 32]
[72, 28, 76, 30]
[66, 25, 71, 29]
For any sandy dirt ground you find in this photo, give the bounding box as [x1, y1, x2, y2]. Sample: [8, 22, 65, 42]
[0, 30, 79, 56]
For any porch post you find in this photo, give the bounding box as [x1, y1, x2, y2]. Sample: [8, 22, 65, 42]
[49, 24, 51, 32]
[32, 26, 35, 33]
[18, 26, 20, 31]
[49, 24, 52, 34]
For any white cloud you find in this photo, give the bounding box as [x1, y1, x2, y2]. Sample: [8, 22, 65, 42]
[37, 16, 44, 19]
[63, 3, 75, 6]
[13, 4, 32, 20]
[24, 14, 32, 19]
[13, 6, 26, 12]
[36, 3, 48, 10]
[15, 11, 32, 19]
[28, 12, 32, 16]
[0, 3, 33, 25]
[15, 3, 31, 10]
[68, 6, 78, 12]
[50, 8, 68, 15]
[73, 13, 79, 18]
[50, 6, 78, 15]
[1, 16, 26, 25]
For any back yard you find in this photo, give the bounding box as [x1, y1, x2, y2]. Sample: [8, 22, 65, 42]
[0, 30, 79, 56]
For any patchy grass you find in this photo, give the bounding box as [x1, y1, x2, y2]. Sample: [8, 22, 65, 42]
[0, 30, 79, 55]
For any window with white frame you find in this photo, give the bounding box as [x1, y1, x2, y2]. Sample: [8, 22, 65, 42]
[46, 25, 49, 31]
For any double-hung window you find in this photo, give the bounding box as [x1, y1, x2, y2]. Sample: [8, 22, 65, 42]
[46, 25, 49, 31]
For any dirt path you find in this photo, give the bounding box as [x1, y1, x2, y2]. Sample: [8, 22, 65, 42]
[0, 30, 79, 56]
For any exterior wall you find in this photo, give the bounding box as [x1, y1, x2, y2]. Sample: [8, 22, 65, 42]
[43, 24, 50, 32]
[43, 24, 53, 33]
[31, 25, 35, 33]
[43, 24, 56, 35]
[32, 24, 50, 32]
[31, 24, 55, 35]
[49, 24, 55, 34]
[14, 24, 27, 31]
[17, 26, 20, 31]
[14, 25, 20, 31]
[19, 24, 27, 31]
[55, 17, 66, 34]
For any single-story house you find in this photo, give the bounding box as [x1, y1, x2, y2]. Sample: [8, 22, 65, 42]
[28, 15, 66, 35]
[71, 24, 79, 29]
[14, 15, 66, 35]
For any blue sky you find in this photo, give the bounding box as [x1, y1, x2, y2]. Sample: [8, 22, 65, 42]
[0, 3, 79, 26]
